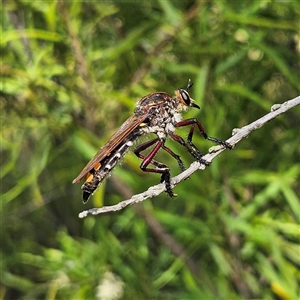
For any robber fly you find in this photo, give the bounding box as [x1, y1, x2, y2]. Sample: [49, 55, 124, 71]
[73, 80, 232, 203]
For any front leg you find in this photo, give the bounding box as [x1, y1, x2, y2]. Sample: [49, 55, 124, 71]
[175, 118, 232, 149]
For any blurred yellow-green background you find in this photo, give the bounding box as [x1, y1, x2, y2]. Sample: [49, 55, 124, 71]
[1, 1, 299, 299]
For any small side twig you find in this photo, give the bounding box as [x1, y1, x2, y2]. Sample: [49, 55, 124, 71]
[79, 95, 300, 218]
[131, 3, 200, 84]
[58, 1, 96, 131]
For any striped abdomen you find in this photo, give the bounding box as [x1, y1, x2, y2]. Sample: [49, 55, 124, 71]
[81, 134, 139, 203]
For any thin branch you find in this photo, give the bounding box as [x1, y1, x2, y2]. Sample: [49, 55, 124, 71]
[8, 10, 33, 63]
[58, 1, 97, 131]
[131, 3, 200, 84]
[79, 95, 300, 218]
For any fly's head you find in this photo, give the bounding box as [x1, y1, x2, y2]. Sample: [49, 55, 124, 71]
[175, 79, 200, 111]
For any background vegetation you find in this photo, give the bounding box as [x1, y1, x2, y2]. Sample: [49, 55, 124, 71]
[1, 1, 299, 299]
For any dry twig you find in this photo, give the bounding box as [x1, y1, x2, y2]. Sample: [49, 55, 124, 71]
[131, 3, 200, 84]
[79, 95, 300, 218]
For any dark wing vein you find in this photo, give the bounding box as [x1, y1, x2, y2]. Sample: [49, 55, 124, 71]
[72, 114, 148, 184]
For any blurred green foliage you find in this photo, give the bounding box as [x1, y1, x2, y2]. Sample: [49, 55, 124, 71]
[1, 1, 299, 299]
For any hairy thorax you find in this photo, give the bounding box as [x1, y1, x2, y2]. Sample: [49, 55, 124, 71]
[136, 94, 186, 140]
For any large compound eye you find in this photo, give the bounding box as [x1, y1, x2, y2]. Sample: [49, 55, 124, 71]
[179, 89, 191, 106]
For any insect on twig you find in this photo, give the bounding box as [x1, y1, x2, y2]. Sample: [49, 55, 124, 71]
[73, 80, 232, 203]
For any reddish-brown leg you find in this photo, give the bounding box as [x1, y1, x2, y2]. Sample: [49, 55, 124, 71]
[169, 132, 209, 165]
[175, 118, 232, 148]
[134, 138, 185, 171]
[134, 139, 175, 197]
